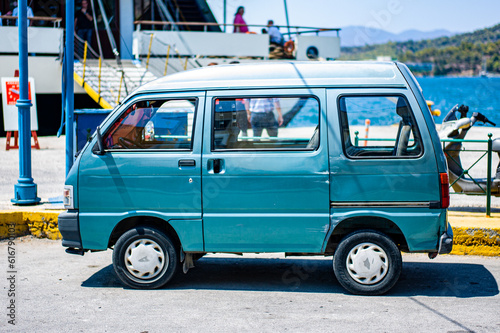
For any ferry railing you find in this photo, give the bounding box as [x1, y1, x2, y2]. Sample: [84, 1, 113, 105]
[164, 44, 171, 76]
[135, 22, 340, 71]
[0, 16, 63, 56]
[82, 41, 88, 82]
[75, 29, 164, 107]
[145, 33, 154, 71]
[133, 20, 341, 36]
[74, 32, 159, 107]
[354, 131, 494, 216]
[139, 32, 195, 76]
[0, 15, 62, 27]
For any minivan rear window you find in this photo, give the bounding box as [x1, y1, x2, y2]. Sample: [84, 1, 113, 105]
[212, 96, 320, 150]
[338, 95, 423, 158]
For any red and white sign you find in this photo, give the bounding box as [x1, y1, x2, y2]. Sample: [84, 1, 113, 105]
[1, 77, 38, 131]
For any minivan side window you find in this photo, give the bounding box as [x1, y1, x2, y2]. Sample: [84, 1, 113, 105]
[212, 96, 320, 150]
[338, 95, 422, 158]
[103, 99, 196, 150]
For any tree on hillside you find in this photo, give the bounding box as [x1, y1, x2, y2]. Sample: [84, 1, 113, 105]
[341, 24, 500, 75]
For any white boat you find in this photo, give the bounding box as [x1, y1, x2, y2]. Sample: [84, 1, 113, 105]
[0, 0, 341, 136]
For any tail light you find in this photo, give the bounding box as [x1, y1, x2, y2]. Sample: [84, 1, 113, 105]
[439, 173, 450, 208]
[63, 185, 74, 209]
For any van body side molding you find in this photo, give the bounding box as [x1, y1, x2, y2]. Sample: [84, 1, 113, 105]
[330, 201, 432, 208]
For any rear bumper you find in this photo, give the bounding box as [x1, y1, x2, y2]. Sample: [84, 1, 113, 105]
[438, 222, 453, 254]
[58, 210, 82, 249]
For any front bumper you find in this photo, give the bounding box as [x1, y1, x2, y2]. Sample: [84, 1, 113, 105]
[438, 222, 453, 254]
[58, 210, 82, 249]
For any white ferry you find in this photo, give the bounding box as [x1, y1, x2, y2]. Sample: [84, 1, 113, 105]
[0, 0, 340, 136]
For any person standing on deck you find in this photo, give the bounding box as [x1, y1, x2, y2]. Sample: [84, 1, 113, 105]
[75, 0, 93, 43]
[233, 6, 249, 33]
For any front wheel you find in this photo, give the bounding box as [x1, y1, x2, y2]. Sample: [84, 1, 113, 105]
[333, 230, 402, 295]
[113, 226, 178, 289]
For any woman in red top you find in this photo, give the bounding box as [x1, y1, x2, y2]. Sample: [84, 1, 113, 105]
[233, 6, 249, 33]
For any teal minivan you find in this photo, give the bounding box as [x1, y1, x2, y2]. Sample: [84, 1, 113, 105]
[59, 62, 453, 295]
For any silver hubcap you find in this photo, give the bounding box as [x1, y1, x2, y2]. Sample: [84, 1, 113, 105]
[346, 242, 388, 285]
[125, 239, 166, 281]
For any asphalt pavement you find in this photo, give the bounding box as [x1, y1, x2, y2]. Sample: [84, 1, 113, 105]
[0, 237, 499, 332]
[0, 136, 65, 210]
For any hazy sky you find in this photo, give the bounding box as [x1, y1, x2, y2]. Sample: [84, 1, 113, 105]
[207, 0, 500, 34]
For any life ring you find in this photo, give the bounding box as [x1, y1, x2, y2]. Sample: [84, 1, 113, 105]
[284, 40, 295, 54]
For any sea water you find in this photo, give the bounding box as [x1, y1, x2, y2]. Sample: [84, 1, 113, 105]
[293, 77, 500, 128]
[417, 77, 500, 125]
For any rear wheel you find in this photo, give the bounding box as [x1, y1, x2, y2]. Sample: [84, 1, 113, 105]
[333, 230, 402, 295]
[113, 226, 178, 289]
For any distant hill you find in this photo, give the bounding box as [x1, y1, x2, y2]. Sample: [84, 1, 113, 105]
[332, 26, 456, 47]
[340, 23, 500, 76]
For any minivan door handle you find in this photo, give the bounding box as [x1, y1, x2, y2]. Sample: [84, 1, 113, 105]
[178, 159, 196, 167]
[208, 158, 225, 174]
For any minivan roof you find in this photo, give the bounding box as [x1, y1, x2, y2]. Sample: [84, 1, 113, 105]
[134, 61, 408, 94]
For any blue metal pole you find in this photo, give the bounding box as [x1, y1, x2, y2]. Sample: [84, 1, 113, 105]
[12, 0, 40, 205]
[223, 0, 226, 32]
[65, 0, 75, 175]
[283, 0, 292, 41]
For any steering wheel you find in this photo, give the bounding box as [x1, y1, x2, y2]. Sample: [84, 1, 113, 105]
[119, 137, 143, 149]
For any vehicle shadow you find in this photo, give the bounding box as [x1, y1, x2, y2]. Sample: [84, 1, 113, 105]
[82, 257, 499, 297]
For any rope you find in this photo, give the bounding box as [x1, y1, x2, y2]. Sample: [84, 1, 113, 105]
[89, 0, 103, 58]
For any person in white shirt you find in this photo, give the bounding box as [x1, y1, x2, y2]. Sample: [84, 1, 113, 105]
[12, 1, 34, 26]
[246, 98, 283, 137]
[267, 20, 283, 46]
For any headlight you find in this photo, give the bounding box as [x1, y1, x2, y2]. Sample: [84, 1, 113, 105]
[63, 185, 74, 209]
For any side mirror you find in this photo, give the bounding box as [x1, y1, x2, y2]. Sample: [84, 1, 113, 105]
[92, 126, 106, 155]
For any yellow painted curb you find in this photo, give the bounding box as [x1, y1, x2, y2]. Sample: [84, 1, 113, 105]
[450, 227, 500, 256]
[0, 211, 63, 240]
[0, 212, 29, 237]
[447, 211, 500, 256]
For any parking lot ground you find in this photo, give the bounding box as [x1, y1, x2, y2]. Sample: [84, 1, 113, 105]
[1, 237, 499, 332]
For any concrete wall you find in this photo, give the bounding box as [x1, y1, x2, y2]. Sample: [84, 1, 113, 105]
[133, 30, 269, 58]
[133, 30, 341, 61]
[0, 56, 85, 94]
[0, 27, 63, 54]
[295, 35, 341, 61]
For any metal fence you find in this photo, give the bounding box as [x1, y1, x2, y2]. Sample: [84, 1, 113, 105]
[354, 131, 495, 216]
[441, 134, 494, 216]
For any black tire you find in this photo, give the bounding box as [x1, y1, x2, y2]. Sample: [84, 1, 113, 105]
[112, 226, 178, 289]
[333, 230, 402, 295]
